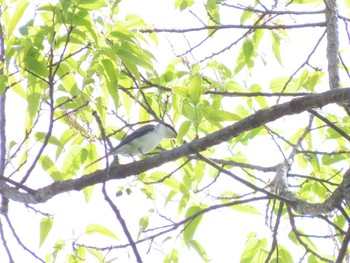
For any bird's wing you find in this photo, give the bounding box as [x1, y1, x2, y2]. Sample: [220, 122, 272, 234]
[113, 124, 156, 150]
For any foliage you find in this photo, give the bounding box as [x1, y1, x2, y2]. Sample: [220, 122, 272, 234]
[0, 0, 350, 262]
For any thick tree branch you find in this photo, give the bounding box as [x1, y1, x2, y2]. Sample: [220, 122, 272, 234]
[324, 0, 340, 90]
[1, 88, 350, 204]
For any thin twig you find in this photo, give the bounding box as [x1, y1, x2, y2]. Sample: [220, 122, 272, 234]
[309, 109, 350, 142]
[141, 22, 326, 34]
[0, 218, 13, 262]
[4, 214, 45, 262]
[102, 181, 142, 262]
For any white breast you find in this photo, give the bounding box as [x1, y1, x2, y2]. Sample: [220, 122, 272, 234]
[114, 131, 162, 156]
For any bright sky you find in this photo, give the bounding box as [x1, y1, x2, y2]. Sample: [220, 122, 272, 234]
[2, 0, 349, 262]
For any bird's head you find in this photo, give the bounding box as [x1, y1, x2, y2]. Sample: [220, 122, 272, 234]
[157, 123, 177, 139]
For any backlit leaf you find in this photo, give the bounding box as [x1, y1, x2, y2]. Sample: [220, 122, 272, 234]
[184, 205, 203, 242]
[188, 75, 203, 104]
[74, 0, 107, 10]
[39, 156, 63, 181]
[8, 1, 29, 36]
[86, 224, 119, 240]
[40, 217, 54, 247]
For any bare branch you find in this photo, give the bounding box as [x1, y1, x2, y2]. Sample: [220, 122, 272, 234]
[4, 214, 45, 262]
[287, 207, 334, 262]
[265, 203, 284, 263]
[0, 218, 13, 263]
[309, 109, 350, 142]
[141, 22, 326, 34]
[220, 3, 325, 16]
[336, 224, 350, 263]
[102, 187, 143, 263]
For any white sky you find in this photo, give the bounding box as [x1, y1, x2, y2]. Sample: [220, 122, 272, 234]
[2, 0, 349, 262]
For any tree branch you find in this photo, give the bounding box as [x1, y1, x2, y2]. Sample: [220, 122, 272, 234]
[324, 0, 340, 90]
[140, 22, 326, 34]
[1, 88, 350, 204]
[102, 187, 142, 262]
[336, 223, 350, 263]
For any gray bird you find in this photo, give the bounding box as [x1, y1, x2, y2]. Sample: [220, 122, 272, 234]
[86, 123, 177, 167]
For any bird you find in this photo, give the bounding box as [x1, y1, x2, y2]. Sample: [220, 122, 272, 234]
[86, 123, 177, 168]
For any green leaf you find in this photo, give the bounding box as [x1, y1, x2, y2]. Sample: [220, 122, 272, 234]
[165, 190, 178, 207]
[253, 29, 264, 47]
[298, 69, 309, 89]
[0, 75, 8, 95]
[294, 0, 318, 3]
[11, 81, 26, 99]
[188, 239, 208, 262]
[184, 205, 203, 242]
[84, 143, 98, 171]
[35, 132, 63, 148]
[74, 0, 107, 10]
[206, 0, 220, 35]
[164, 249, 179, 263]
[40, 217, 54, 247]
[173, 86, 188, 97]
[148, 171, 181, 191]
[230, 204, 261, 215]
[240, 233, 268, 263]
[178, 192, 190, 214]
[39, 156, 63, 181]
[271, 246, 293, 263]
[288, 230, 317, 251]
[272, 32, 282, 65]
[83, 186, 94, 203]
[117, 44, 153, 70]
[243, 39, 254, 67]
[19, 19, 34, 35]
[175, 0, 194, 11]
[86, 224, 119, 240]
[8, 1, 29, 36]
[188, 75, 203, 104]
[235, 126, 263, 145]
[110, 28, 137, 43]
[124, 14, 147, 28]
[321, 154, 344, 165]
[139, 216, 149, 231]
[201, 108, 241, 122]
[24, 56, 49, 78]
[102, 59, 119, 109]
[61, 145, 86, 180]
[87, 248, 105, 262]
[120, 89, 133, 119]
[182, 101, 196, 121]
[206, 0, 220, 22]
[305, 71, 324, 92]
[240, 9, 253, 24]
[270, 76, 291, 92]
[162, 66, 176, 83]
[102, 59, 118, 84]
[26, 91, 41, 129]
[208, 60, 232, 79]
[178, 120, 192, 141]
